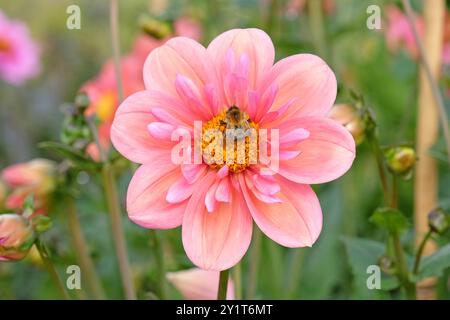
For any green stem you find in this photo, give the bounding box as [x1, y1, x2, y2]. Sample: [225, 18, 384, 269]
[246, 228, 262, 299]
[369, 130, 416, 299]
[35, 238, 70, 300]
[67, 198, 106, 299]
[391, 175, 399, 209]
[102, 164, 136, 299]
[109, 0, 124, 103]
[217, 269, 230, 300]
[413, 230, 433, 274]
[149, 230, 167, 299]
[266, 0, 280, 36]
[368, 133, 390, 205]
[392, 232, 416, 299]
[308, 0, 328, 59]
[285, 249, 306, 298]
[232, 263, 242, 300]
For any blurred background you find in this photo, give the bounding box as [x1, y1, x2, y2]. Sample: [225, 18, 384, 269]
[0, 0, 449, 299]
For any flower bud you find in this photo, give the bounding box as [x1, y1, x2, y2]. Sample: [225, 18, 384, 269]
[74, 92, 90, 112]
[385, 146, 416, 177]
[0, 214, 35, 261]
[138, 16, 173, 39]
[378, 255, 396, 275]
[1, 159, 57, 215]
[329, 103, 365, 145]
[428, 209, 449, 234]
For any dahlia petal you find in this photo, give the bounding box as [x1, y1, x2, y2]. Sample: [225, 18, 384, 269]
[147, 122, 175, 140]
[215, 178, 232, 203]
[252, 174, 280, 195]
[127, 163, 186, 229]
[205, 181, 219, 213]
[279, 150, 302, 160]
[240, 174, 323, 247]
[207, 29, 275, 92]
[261, 54, 337, 122]
[111, 90, 190, 164]
[143, 37, 218, 115]
[181, 164, 208, 184]
[275, 117, 356, 184]
[166, 177, 196, 204]
[182, 173, 253, 270]
[280, 128, 310, 146]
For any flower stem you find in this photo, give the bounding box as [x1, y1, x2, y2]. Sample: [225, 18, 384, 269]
[285, 249, 306, 298]
[413, 230, 433, 274]
[368, 133, 390, 205]
[246, 227, 262, 299]
[369, 130, 416, 299]
[232, 263, 242, 300]
[392, 232, 416, 299]
[391, 175, 398, 209]
[109, 0, 124, 102]
[67, 197, 106, 300]
[217, 269, 230, 300]
[35, 237, 70, 300]
[102, 163, 136, 299]
[149, 230, 167, 299]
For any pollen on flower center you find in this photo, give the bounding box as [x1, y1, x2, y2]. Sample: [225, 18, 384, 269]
[201, 107, 259, 173]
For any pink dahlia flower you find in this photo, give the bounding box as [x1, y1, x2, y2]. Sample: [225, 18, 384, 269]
[167, 268, 234, 300]
[111, 28, 355, 270]
[0, 10, 40, 86]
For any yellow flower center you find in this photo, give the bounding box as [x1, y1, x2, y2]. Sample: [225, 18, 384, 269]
[201, 107, 259, 173]
[96, 92, 116, 122]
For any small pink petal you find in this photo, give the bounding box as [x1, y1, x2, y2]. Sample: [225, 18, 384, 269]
[166, 178, 195, 204]
[181, 164, 208, 184]
[147, 122, 175, 140]
[215, 178, 232, 203]
[217, 165, 229, 179]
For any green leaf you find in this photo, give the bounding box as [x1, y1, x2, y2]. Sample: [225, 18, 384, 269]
[39, 141, 101, 170]
[32, 215, 53, 234]
[370, 207, 409, 233]
[415, 244, 450, 281]
[342, 237, 399, 296]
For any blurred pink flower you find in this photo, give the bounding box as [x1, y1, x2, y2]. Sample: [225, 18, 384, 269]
[385, 5, 450, 65]
[82, 18, 202, 160]
[111, 28, 355, 270]
[1, 159, 56, 215]
[167, 268, 234, 300]
[285, 0, 335, 18]
[385, 5, 424, 59]
[0, 10, 40, 86]
[0, 213, 35, 261]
